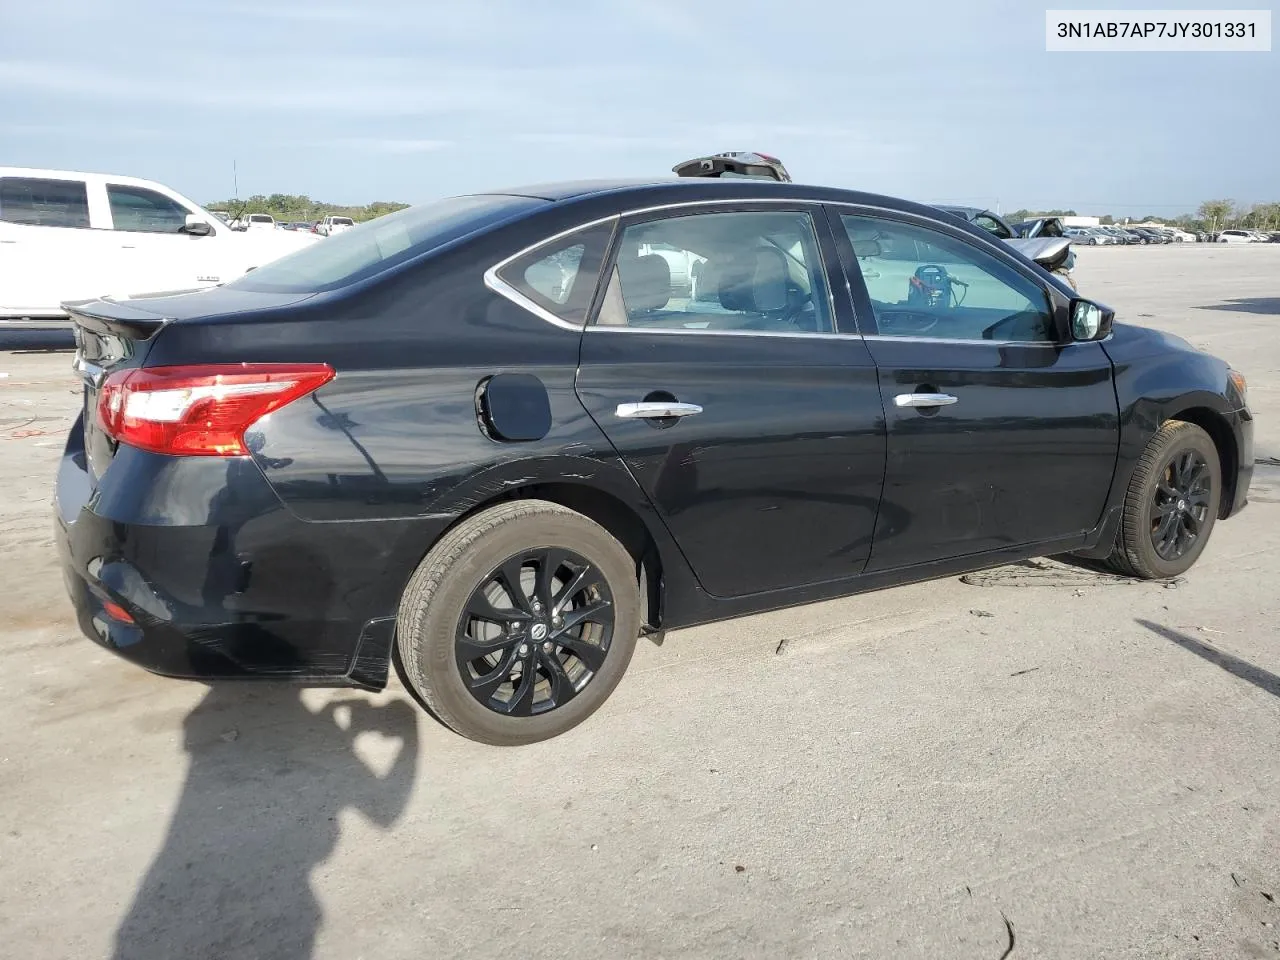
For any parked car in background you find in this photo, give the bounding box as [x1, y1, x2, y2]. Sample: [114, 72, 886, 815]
[1218, 229, 1258, 243]
[1106, 227, 1143, 244]
[1066, 227, 1118, 245]
[0, 167, 318, 324]
[231, 213, 277, 232]
[55, 173, 1253, 744]
[316, 215, 356, 237]
[1010, 217, 1068, 240]
[933, 205, 1077, 287]
[1168, 228, 1198, 242]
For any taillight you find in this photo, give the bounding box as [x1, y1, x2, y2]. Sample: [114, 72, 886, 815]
[96, 363, 335, 457]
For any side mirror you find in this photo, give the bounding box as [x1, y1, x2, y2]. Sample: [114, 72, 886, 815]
[1070, 298, 1114, 341]
[182, 214, 213, 236]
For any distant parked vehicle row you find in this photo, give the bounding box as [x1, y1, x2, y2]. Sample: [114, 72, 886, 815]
[0, 167, 318, 324]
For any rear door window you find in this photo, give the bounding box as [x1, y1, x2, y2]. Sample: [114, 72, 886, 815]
[0, 177, 91, 228]
[593, 209, 835, 334]
[107, 184, 191, 233]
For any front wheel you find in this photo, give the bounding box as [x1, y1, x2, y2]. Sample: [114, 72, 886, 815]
[396, 500, 641, 745]
[1105, 421, 1221, 579]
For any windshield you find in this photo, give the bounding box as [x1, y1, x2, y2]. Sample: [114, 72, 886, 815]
[225, 194, 547, 294]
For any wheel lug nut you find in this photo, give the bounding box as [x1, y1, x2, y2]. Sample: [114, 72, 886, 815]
[543, 641, 552, 652]
[553, 615, 562, 626]
[518, 644, 528, 655]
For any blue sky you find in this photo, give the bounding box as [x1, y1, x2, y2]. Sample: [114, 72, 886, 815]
[1, 0, 1274, 217]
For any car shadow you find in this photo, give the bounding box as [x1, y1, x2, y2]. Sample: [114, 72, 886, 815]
[1136, 619, 1280, 700]
[1194, 298, 1280, 316]
[111, 684, 420, 960]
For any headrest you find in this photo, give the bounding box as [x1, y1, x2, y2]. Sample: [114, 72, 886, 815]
[619, 254, 671, 312]
[719, 246, 788, 313]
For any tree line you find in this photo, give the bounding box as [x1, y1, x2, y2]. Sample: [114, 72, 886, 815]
[1004, 201, 1280, 234]
[204, 193, 409, 224]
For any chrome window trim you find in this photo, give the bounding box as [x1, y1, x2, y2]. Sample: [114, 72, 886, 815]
[586, 326, 864, 340]
[861, 333, 1112, 347]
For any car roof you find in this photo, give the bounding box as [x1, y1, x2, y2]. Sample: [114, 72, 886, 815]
[0, 166, 174, 190]
[471, 176, 950, 220]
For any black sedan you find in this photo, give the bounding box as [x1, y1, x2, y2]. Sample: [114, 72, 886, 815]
[56, 176, 1254, 745]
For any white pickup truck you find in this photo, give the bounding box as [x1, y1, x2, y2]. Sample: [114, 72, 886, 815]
[0, 167, 319, 324]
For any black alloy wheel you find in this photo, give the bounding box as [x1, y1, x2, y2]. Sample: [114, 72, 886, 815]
[1105, 420, 1221, 579]
[1150, 449, 1212, 561]
[456, 549, 614, 716]
[395, 499, 641, 745]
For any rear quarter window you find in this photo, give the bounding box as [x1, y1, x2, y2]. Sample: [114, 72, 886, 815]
[227, 194, 548, 294]
[493, 220, 617, 328]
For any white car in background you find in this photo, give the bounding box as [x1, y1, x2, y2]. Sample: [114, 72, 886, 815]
[1066, 227, 1118, 245]
[1217, 229, 1258, 243]
[231, 213, 278, 232]
[316, 215, 356, 237]
[0, 167, 319, 324]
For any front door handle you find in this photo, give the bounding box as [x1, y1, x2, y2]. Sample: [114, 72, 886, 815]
[615, 401, 703, 419]
[894, 392, 958, 408]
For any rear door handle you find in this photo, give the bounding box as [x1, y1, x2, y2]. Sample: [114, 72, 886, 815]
[615, 401, 703, 419]
[894, 392, 958, 408]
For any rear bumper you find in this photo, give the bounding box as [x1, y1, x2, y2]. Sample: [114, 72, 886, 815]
[54, 420, 444, 689]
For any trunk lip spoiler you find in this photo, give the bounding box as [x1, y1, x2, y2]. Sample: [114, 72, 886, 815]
[62, 297, 175, 341]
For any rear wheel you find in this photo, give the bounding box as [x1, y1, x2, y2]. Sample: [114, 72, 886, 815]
[396, 500, 641, 745]
[1105, 421, 1221, 579]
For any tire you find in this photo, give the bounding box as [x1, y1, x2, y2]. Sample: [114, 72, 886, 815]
[396, 499, 641, 746]
[1105, 421, 1221, 580]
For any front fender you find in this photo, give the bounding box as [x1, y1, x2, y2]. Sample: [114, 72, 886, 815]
[1101, 324, 1243, 515]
